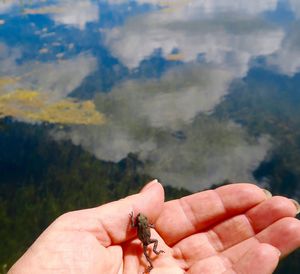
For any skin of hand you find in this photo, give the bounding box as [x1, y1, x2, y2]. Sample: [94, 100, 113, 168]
[8, 180, 300, 274]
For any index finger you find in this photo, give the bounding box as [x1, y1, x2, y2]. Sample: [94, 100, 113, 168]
[156, 183, 268, 245]
[50, 180, 165, 246]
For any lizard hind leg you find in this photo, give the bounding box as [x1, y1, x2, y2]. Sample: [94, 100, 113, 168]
[143, 244, 153, 273]
[150, 239, 165, 255]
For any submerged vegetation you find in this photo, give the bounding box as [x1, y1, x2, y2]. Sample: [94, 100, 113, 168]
[0, 78, 105, 125]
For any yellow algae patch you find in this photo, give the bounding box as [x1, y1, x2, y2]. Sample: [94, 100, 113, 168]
[0, 89, 41, 103]
[29, 99, 105, 125]
[0, 89, 105, 125]
[0, 90, 46, 118]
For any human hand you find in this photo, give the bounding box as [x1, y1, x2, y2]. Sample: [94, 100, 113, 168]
[9, 180, 300, 274]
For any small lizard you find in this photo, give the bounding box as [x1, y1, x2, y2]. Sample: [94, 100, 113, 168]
[130, 212, 165, 273]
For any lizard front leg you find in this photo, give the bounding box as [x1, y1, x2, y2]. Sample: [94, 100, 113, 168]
[129, 211, 135, 227]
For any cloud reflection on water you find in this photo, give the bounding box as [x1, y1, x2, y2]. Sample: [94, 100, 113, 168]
[267, 21, 300, 76]
[50, 0, 99, 30]
[52, 63, 272, 190]
[98, 65, 233, 129]
[104, 0, 283, 75]
[145, 119, 271, 190]
[289, 0, 300, 18]
[108, 0, 278, 15]
[0, 43, 21, 75]
[22, 54, 97, 100]
[0, 44, 97, 100]
[0, 0, 16, 14]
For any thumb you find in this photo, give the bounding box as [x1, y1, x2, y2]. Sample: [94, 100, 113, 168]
[52, 179, 165, 247]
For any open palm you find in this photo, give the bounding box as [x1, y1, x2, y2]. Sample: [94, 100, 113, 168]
[9, 181, 300, 274]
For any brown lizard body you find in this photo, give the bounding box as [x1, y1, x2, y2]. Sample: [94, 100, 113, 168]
[130, 212, 164, 272]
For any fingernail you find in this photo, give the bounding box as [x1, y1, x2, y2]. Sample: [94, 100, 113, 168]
[140, 179, 159, 193]
[290, 199, 300, 215]
[262, 189, 272, 198]
[275, 247, 281, 257]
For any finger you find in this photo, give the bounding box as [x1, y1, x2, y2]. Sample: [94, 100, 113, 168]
[223, 243, 280, 274]
[223, 217, 300, 262]
[256, 217, 300, 256]
[187, 243, 280, 274]
[173, 196, 297, 266]
[50, 180, 165, 246]
[156, 183, 268, 245]
[207, 196, 298, 251]
[122, 238, 141, 274]
[246, 196, 298, 232]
